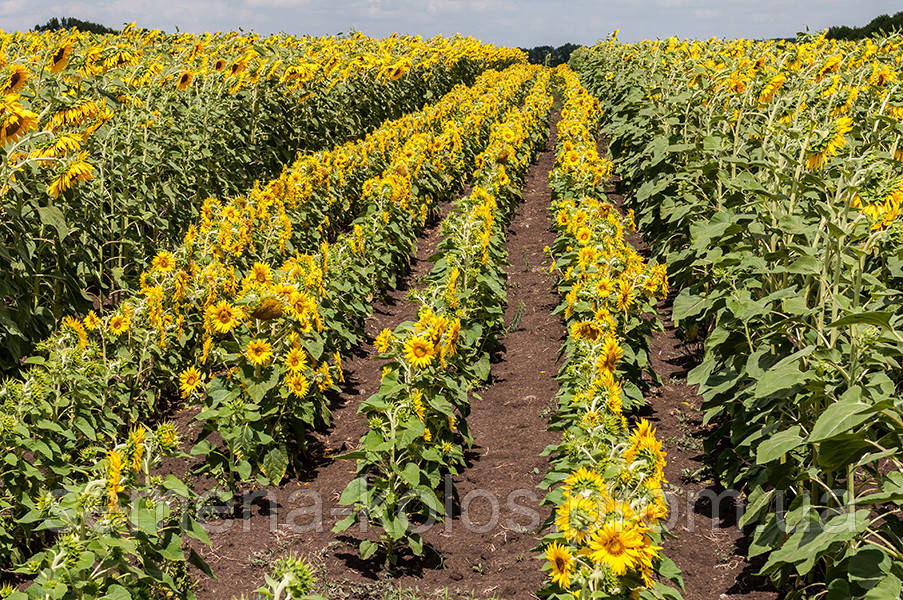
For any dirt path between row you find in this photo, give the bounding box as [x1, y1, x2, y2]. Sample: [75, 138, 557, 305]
[193, 111, 565, 600]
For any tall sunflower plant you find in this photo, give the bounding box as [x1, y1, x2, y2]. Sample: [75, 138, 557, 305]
[0, 29, 525, 373]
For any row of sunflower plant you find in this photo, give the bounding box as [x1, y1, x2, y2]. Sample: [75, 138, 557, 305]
[538, 65, 681, 600]
[0, 65, 540, 598]
[334, 69, 554, 564]
[573, 33, 903, 598]
[0, 27, 523, 371]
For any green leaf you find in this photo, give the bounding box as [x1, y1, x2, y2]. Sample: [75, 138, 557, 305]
[865, 575, 902, 600]
[848, 547, 890, 584]
[162, 475, 190, 498]
[401, 462, 420, 487]
[245, 368, 281, 404]
[672, 292, 707, 322]
[384, 512, 409, 540]
[786, 256, 821, 275]
[407, 533, 423, 556]
[808, 401, 872, 442]
[37, 205, 69, 241]
[753, 362, 806, 398]
[359, 539, 378, 560]
[756, 427, 802, 464]
[262, 445, 289, 485]
[333, 514, 356, 533]
[188, 548, 215, 577]
[236, 460, 252, 481]
[339, 477, 368, 505]
[101, 585, 131, 600]
[131, 503, 158, 536]
[827, 311, 894, 330]
[473, 353, 490, 381]
[159, 533, 185, 561]
[655, 555, 684, 589]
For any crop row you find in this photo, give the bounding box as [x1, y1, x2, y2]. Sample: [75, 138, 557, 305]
[2, 64, 540, 599]
[335, 69, 554, 563]
[0, 28, 523, 370]
[538, 66, 679, 599]
[577, 34, 903, 598]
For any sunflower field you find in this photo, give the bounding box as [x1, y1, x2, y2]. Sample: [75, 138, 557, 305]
[571, 31, 903, 599]
[0, 27, 520, 371]
[7, 15, 903, 600]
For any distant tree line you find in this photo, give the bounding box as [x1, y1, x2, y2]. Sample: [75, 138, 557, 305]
[520, 43, 580, 67]
[826, 11, 903, 40]
[33, 17, 118, 34]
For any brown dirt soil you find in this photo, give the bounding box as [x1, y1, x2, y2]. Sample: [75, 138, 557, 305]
[607, 185, 781, 600]
[188, 112, 565, 600]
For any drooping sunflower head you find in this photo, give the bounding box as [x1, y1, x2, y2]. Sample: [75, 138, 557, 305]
[2, 65, 29, 95]
[596, 336, 623, 376]
[176, 71, 194, 90]
[572, 319, 603, 341]
[555, 493, 599, 544]
[562, 466, 608, 498]
[155, 422, 179, 453]
[49, 43, 72, 74]
[374, 328, 394, 354]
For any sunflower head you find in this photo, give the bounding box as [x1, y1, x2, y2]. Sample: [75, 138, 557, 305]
[544, 541, 573, 590]
[108, 313, 130, 336]
[245, 339, 273, 366]
[2, 65, 29, 94]
[49, 44, 72, 74]
[403, 336, 434, 369]
[176, 71, 194, 90]
[555, 493, 598, 544]
[179, 366, 204, 398]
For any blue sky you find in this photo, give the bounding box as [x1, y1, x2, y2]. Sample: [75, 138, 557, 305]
[4, 0, 901, 46]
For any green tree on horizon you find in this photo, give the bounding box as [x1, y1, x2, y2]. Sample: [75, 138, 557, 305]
[33, 16, 118, 34]
[827, 11, 903, 40]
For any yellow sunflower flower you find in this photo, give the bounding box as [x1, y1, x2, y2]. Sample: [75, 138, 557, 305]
[545, 541, 574, 590]
[245, 339, 273, 366]
[178, 366, 204, 398]
[403, 336, 434, 369]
